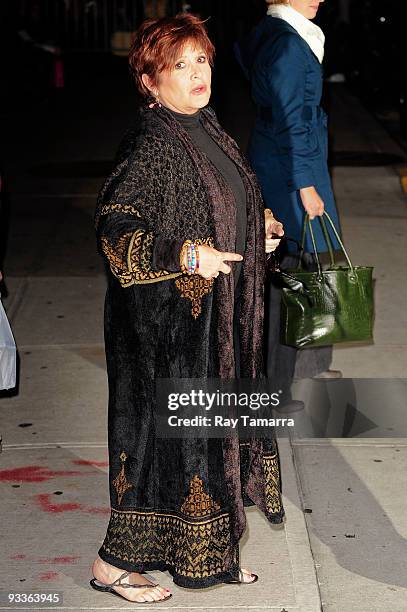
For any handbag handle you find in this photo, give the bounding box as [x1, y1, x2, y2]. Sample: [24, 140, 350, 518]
[299, 214, 335, 268]
[319, 215, 336, 265]
[299, 211, 355, 276]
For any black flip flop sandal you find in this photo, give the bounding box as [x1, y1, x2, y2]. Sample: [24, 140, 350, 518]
[224, 568, 259, 584]
[90, 570, 172, 603]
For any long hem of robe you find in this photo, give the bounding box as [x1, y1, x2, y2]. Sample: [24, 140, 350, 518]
[97, 433, 285, 589]
[98, 532, 241, 589]
[98, 504, 285, 589]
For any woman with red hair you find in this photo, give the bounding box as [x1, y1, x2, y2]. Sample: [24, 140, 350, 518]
[91, 13, 285, 603]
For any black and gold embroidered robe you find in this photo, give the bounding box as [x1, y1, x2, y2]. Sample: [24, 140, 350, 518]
[95, 103, 285, 589]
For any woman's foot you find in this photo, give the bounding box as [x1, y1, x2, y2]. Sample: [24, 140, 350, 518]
[228, 567, 258, 584]
[92, 557, 171, 602]
[240, 567, 257, 583]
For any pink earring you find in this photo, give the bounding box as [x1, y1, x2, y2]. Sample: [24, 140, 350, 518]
[149, 90, 162, 109]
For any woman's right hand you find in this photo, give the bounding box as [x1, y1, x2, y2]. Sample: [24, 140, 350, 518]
[299, 186, 324, 220]
[182, 244, 243, 280]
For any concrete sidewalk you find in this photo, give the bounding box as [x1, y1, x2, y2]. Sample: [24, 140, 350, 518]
[1, 69, 407, 611]
[289, 86, 407, 611]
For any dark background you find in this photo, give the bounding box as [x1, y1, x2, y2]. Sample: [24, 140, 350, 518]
[0, 0, 406, 120]
[0, 0, 406, 275]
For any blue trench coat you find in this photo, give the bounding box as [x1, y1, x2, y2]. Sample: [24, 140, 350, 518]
[235, 16, 341, 253]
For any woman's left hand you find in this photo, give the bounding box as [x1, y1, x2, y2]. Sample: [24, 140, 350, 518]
[264, 209, 284, 253]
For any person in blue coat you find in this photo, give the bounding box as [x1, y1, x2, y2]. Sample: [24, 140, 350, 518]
[235, 0, 342, 391]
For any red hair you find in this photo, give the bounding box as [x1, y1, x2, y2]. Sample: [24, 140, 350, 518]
[129, 13, 215, 98]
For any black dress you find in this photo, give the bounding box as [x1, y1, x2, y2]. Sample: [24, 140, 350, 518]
[167, 108, 248, 377]
[168, 108, 247, 290]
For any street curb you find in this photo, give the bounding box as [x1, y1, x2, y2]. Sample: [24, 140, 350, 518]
[277, 435, 322, 612]
[3, 278, 29, 324]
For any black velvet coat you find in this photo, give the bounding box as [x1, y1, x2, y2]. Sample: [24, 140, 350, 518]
[95, 102, 285, 589]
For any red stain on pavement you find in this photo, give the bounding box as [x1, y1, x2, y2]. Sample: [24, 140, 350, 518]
[38, 556, 80, 564]
[10, 554, 26, 560]
[39, 572, 58, 581]
[35, 494, 82, 513]
[0, 466, 87, 483]
[72, 459, 109, 467]
[85, 506, 110, 514]
[34, 494, 109, 515]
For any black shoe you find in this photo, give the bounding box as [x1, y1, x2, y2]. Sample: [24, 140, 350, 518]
[274, 399, 304, 414]
[313, 369, 343, 380]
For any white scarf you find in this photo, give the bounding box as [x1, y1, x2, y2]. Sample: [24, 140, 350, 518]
[267, 4, 325, 63]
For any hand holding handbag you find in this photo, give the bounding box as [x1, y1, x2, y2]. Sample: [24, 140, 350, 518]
[278, 212, 374, 348]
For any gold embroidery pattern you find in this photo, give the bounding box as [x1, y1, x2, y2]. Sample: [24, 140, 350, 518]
[175, 275, 214, 319]
[102, 230, 216, 292]
[140, 232, 153, 272]
[101, 233, 134, 286]
[99, 203, 142, 218]
[175, 237, 215, 318]
[263, 453, 282, 515]
[180, 475, 221, 517]
[128, 230, 182, 285]
[112, 451, 133, 506]
[100, 508, 234, 579]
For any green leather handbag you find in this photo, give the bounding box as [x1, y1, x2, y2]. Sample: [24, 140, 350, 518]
[279, 212, 374, 348]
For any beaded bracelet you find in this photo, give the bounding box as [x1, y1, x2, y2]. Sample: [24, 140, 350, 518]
[179, 240, 200, 275]
[187, 243, 195, 274]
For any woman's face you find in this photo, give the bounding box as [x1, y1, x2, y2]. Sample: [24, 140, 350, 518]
[289, 0, 325, 20]
[145, 42, 211, 115]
